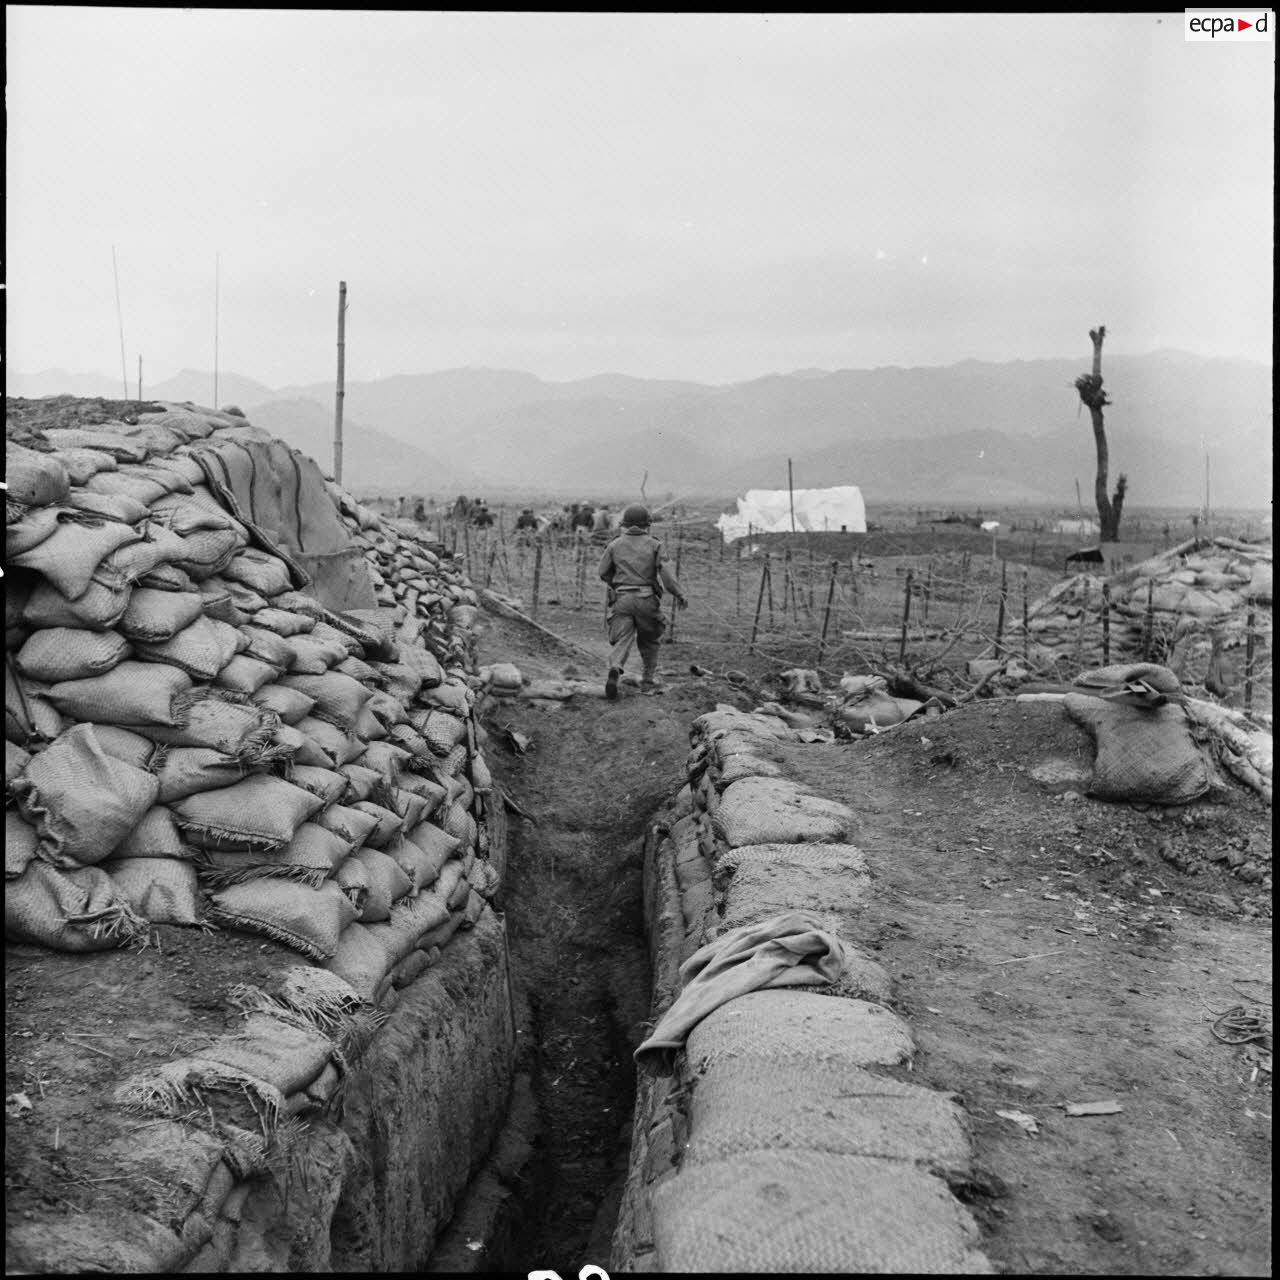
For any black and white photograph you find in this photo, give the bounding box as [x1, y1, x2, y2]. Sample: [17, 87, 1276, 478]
[5, 8, 1272, 1275]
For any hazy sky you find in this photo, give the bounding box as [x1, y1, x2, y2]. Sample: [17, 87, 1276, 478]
[6, 9, 1274, 388]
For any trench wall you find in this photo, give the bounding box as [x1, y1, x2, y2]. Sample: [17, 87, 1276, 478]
[4, 400, 520, 1272]
[613, 704, 995, 1274]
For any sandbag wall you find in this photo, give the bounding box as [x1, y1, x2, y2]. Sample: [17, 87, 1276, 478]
[1011, 538, 1272, 686]
[5, 400, 515, 1271]
[612, 705, 993, 1274]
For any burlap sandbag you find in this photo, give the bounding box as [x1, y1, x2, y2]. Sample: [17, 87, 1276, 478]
[347, 847, 414, 922]
[413, 708, 468, 756]
[215, 654, 281, 696]
[283, 634, 350, 675]
[84, 725, 157, 769]
[1063, 693, 1210, 804]
[140, 561, 197, 593]
[270, 723, 328, 767]
[341, 765, 389, 806]
[197, 822, 352, 888]
[237, 625, 294, 670]
[359, 741, 413, 785]
[713, 777, 855, 849]
[153, 748, 243, 802]
[7, 810, 39, 880]
[5, 860, 147, 952]
[1073, 662, 1182, 694]
[118, 588, 206, 643]
[394, 789, 433, 830]
[7, 506, 70, 556]
[194, 1011, 336, 1097]
[251, 682, 315, 725]
[167, 527, 244, 582]
[406, 821, 460, 865]
[364, 887, 451, 965]
[388, 722, 434, 762]
[111, 806, 194, 860]
[397, 774, 448, 813]
[207, 878, 357, 961]
[295, 716, 365, 768]
[14, 627, 131, 683]
[21, 575, 133, 630]
[172, 775, 324, 852]
[9, 517, 143, 601]
[368, 660, 422, 704]
[418, 678, 471, 715]
[106, 857, 203, 925]
[350, 800, 404, 849]
[325, 921, 390, 1002]
[13, 724, 160, 867]
[38, 426, 146, 462]
[133, 615, 244, 681]
[279, 671, 373, 731]
[439, 802, 477, 850]
[315, 803, 381, 849]
[221, 548, 293, 597]
[140, 695, 277, 758]
[63, 489, 152, 525]
[48, 446, 118, 485]
[388, 833, 444, 892]
[352, 701, 389, 742]
[249, 607, 315, 638]
[287, 765, 350, 807]
[365, 690, 409, 730]
[45, 661, 192, 727]
[148, 491, 241, 537]
[5, 443, 70, 508]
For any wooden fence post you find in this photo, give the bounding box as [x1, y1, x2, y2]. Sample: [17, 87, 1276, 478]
[531, 542, 542, 619]
[817, 560, 838, 664]
[1142, 580, 1155, 661]
[994, 560, 1007, 652]
[1021, 567, 1029, 662]
[749, 560, 770, 654]
[923, 561, 933, 626]
[735, 542, 742, 617]
[898, 568, 914, 663]
[1101, 582, 1111, 664]
[485, 544, 497, 590]
[765, 554, 775, 630]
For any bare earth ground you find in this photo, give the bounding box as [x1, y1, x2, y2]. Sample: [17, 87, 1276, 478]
[478, 590, 1272, 1275]
[6, 566, 1272, 1276]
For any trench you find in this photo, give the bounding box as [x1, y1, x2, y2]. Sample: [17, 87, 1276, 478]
[427, 683, 676, 1273]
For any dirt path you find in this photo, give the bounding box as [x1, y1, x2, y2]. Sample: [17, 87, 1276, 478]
[477, 603, 1272, 1276]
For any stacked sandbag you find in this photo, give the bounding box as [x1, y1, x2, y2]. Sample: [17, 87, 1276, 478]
[5, 401, 503, 969]
[1010, 538, 1272, 688]
[614, 703, 992, 1273]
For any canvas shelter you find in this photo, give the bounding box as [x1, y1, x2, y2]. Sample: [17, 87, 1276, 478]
[716, 486, 866, 542]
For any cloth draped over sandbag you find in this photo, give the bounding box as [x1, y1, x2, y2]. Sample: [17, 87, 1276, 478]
[635, 911, 847, 1075]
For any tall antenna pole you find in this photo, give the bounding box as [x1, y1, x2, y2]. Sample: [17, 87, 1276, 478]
[334, 281, 347, 485]
[111, 245, 129, 400]
[138, 354, 142, 402]
[1204, 451, 1212, 539]
[213, 251, 220, 408]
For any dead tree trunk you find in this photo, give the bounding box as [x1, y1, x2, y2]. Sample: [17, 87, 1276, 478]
[1074, 324, 1127, 542]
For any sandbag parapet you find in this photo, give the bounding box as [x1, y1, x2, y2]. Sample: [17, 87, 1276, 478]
[613, 702, 993, 1274]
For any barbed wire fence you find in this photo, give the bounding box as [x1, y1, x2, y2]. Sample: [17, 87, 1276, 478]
[439, 511, 1270, 711]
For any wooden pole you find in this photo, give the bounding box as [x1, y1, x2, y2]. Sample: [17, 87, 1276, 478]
[923, 561, 932, 626]
[788, 459, 796, 534]
[1075, 581, 1090, 664]
[462, 521, 471, 580]
[817, 560, 839, 664]
[545, 535, 563, 603]
[1142, 580, 1155, 661]
[735, 542, 742, 617]
[765, 554, 775, 629]
[531, 542, 543, 619]
[1101, 582, 1111, 664]
[334, 280, 347, 485]
[1021, 567, 1029, 662]
[898, 568, 914, 663]
[749, 560, 770, 654]
[994, 560, 1007, 651]
[485, 543, 497, 590]
[807, 547, 816, 614]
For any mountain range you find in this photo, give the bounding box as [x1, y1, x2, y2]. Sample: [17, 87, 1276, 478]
[7, 352, 1271, 508]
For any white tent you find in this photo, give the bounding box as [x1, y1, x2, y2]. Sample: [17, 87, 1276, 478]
[1052, 518, 1100, 536]
[716, 486, 866, 542]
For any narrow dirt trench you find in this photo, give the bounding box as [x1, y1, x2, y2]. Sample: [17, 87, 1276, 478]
[469, 618, 714, 1270]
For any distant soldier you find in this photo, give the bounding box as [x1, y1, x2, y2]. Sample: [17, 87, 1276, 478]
[598, 504, 687, 700]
